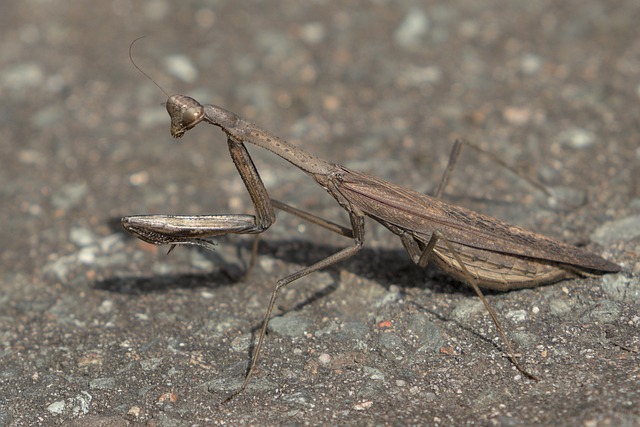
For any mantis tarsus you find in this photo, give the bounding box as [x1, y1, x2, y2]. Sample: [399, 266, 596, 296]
[121, 53, 620, 403]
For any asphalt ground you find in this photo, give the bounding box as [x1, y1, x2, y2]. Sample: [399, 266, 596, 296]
[1, 1, 638, 425]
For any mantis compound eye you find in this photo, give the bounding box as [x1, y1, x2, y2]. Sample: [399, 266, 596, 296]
[181, 106, 204, 128]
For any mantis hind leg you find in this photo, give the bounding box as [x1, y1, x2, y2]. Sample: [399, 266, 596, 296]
[399, 229, 539, 381]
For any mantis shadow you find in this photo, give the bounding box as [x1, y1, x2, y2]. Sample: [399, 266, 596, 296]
[100, 216, 482, 299]
[99, 221, 537, 382]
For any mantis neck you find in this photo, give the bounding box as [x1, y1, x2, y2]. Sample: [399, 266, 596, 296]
[203, 103, 335, 176]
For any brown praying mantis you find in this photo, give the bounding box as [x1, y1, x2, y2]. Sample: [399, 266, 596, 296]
[121, 47, 620, 403]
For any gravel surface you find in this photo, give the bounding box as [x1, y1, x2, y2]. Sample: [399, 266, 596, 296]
[1, 1, 639, 426]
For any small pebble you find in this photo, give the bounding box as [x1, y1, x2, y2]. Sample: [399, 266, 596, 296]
[318, 353, 332, 365]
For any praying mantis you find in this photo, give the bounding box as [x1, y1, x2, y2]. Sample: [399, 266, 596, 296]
[121, 44, 620, 402]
